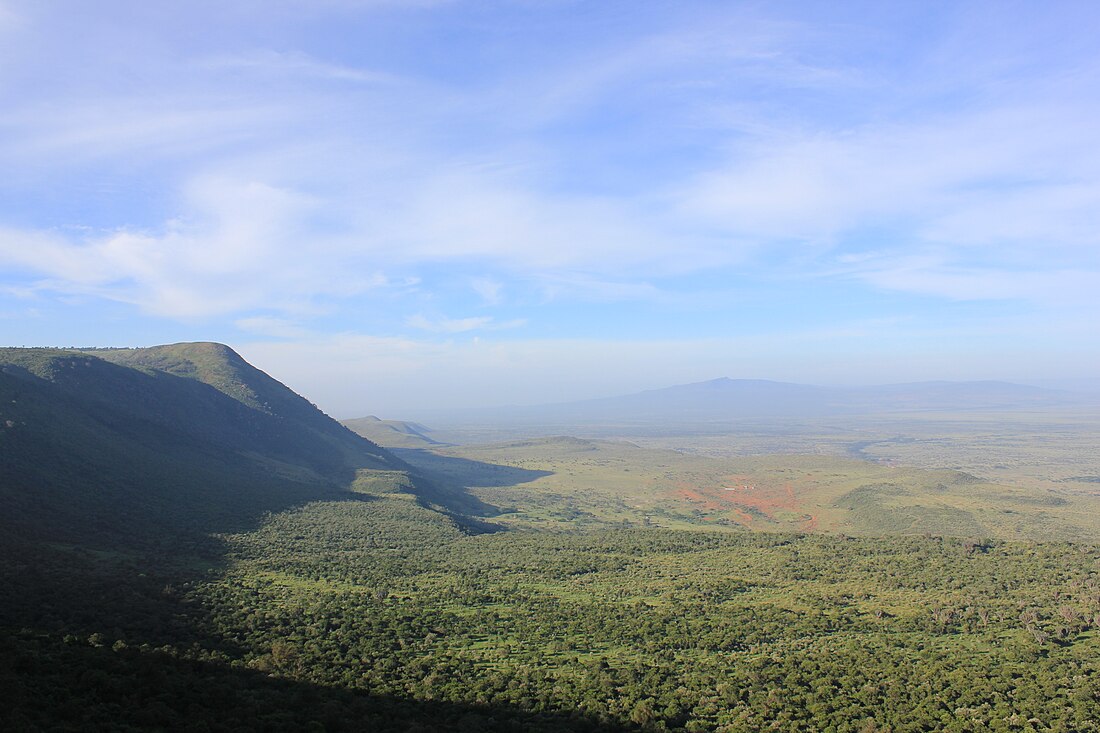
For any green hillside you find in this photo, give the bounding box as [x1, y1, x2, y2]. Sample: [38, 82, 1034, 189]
[0, 344, 475, 546]
[87, 343, 402, 476]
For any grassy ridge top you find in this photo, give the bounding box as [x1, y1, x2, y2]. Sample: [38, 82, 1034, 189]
[91, 342, 267, 408]
[92, 342, 313, 417]
[88, 342, 403, 472]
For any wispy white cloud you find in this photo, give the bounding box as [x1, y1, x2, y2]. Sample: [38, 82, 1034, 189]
[405, 314, 526, 333]
[471, 277, 503, 306]
[0, 97, 290, 176]
[0, 175, 390, 318]
[680, 101, 1100, 242]
[534, 273, 664, 303]
[838, 253, 1100, 306]
[0, 2, 18, 32]
[235, 316, 310, 339]
[5, 1, 1094, 308]
[675, 95, 1100, 306]
[365, 169, 680, 272]
[921, 183, 1100, 254]
[198, 50, 400, 85]
[405, 315, 492, 333]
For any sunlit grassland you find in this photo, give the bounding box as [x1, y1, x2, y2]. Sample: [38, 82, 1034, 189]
[394, 432, 1100, 541]
[625, 409, 1100, 495]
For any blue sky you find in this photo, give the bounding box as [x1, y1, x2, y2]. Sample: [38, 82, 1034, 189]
[1, 0, 1098, 415]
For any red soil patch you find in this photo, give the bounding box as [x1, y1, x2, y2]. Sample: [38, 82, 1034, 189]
[723, 479, 799, 516]
[732, 508, 755, 524]
[673, 485, 727, 512]
[670, 475, 808, 526]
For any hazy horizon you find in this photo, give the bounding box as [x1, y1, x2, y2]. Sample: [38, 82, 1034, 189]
[2, 1, 1098, 415]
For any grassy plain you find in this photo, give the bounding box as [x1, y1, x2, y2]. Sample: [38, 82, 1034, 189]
[388, 407, 1100, 541]
[622, 410, 1100, 491]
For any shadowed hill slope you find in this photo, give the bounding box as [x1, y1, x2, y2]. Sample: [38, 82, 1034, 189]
[88, 342, 400, 476]
[0, 343, 481, 545]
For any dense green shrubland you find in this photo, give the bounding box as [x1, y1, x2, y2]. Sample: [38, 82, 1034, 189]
[5, 494, 1099, 731]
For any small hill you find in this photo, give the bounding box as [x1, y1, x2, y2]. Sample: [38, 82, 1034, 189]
[0, 343, 477, 546]
[343, 415, 446, 449]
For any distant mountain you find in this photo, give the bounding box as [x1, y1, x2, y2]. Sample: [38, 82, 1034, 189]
[0, 343, 471, 546]
[408, 377, 1091, 432]
[1026, 377, 1100, 394]
[343, 415, 447, 449]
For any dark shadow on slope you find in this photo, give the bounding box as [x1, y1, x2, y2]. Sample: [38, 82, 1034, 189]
[1, 631, 636, 733]
[392, 448, 554, 491]
[0, 353, 461, 549]
[1, 351, 391, 486]
[1, 486, 567, 730]
[0, 493, 627, 732]
[405, 470, 506, 520]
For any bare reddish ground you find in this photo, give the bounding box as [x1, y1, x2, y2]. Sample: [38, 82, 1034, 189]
[721, 478, 799, 515]
[732, 508, 755, 524]
[673, 485, 727, 512]
[670, 475, 814, 528]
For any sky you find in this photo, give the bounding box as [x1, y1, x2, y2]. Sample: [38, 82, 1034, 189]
[1, 0, 1098, 416]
